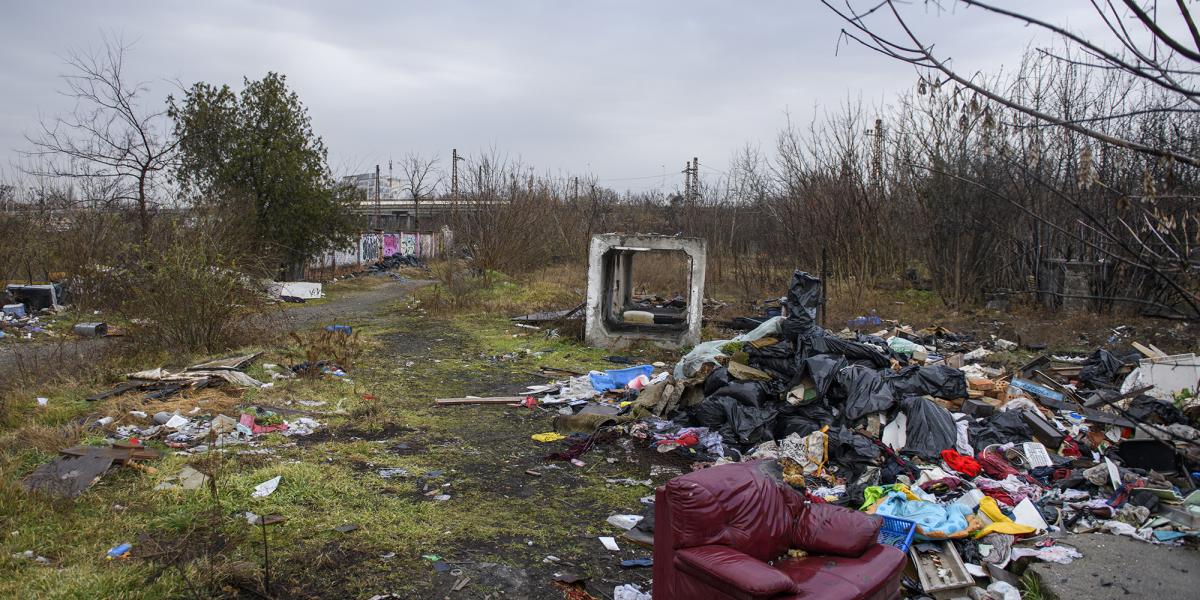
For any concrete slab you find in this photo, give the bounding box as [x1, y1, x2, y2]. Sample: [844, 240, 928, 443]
[1027, 533, 1200, 599]
[584, 234, 706, 350]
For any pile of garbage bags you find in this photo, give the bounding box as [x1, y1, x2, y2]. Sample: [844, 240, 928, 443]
[535, 269, 1200, 588]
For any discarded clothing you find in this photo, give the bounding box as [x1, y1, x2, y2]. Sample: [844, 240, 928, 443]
[941, 449, 982, 477]
[873, 491, 977, 538]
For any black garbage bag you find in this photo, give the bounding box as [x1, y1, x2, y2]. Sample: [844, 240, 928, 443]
[1078, 349, 1125, 388]
[1127, 394, 1187, 425]
[807, 335, 892, 369]
[968, 410, 1032, 449]
[827, 426, 881, 476]
[747, 340, 798, 380]
[797, 354, 849, 400]
[898, 395, 958, 459]
[712, 380, 771, 405]
[837, 365, 895, 421]
[704, 366, 733, 396]
[774, 399, 835, 439]
[691, 395, 778, 447]
[885, 365, 968, 399]
[781, 270, 823, 339]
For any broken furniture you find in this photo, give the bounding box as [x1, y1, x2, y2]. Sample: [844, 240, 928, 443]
[585, 234, 706, 350]
[653, 460, 905, 600]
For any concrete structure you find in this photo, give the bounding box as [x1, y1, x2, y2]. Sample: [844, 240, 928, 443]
[585, 233, 706, 350]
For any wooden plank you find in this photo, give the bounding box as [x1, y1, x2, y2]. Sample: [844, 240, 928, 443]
[435, 396, 526, 406]
[1132, 342, 1166, 359]
[1148, 343, 1168, 357]
[60, 445, 160, 464]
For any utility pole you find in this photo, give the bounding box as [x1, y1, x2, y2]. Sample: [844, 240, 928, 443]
[572, 176, 579, 201]
[451, 148, 462, 201]
[869, 119, 884, 192]
[692, 157, 699, 202]
[686, 162, 696, 201]
[374, 164, 381, 230]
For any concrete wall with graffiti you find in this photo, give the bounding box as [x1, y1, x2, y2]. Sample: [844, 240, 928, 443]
[308, 229, 446, 269]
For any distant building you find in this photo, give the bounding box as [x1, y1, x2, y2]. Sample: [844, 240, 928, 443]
[342, 172, 404, 200]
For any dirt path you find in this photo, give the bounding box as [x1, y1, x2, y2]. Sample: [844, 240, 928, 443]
[266, 274, 432, 330]
[0, 274, 428, 374]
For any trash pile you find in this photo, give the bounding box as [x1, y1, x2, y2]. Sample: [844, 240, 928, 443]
[500, 270, 1199, 597]
[87, 353, 268, 401]
[0, 302, 53, 340]
[370, 253, 426, 271]
[23, 353, 324, 499]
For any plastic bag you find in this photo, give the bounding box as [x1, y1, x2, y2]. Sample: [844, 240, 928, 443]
[807, 335, 892, 369]
[837, 365, 895, 421]
[747, 340, 798, 380]
[691, 381, 779, 447]
[898, 395, 958, 459]
[797, 354, 849, 400]
[674, 317, 783, 379]
[1078, 348, 1124, 388]
[826, 425, 881, 472]
[884, 365, 968, 399]
[968, 410, 1031, 449]
[781, 270, 824, 339]
[774, 400, 835, 439]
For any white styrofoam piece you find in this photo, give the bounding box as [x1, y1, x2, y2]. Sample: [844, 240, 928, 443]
[267, 281, 324, 299]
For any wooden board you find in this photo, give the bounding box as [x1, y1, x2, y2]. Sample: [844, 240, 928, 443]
[1132, 342, 1166, 359]
[60, 445, 161, 464]
[435, 396, 527, 406]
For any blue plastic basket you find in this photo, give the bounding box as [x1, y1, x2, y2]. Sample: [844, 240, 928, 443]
[877, 516, 917, 553]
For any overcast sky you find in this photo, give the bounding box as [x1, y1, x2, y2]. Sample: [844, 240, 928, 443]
[0, 1, 1103, 193]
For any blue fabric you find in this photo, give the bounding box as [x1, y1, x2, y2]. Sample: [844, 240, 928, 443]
[874, 492, 973, 537]
[589, 365, 654, 392]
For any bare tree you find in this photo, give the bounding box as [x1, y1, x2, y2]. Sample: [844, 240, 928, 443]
[823, 0, 1200, 167]
[22, 35, 176, 238]
[400, 153, 443, 229]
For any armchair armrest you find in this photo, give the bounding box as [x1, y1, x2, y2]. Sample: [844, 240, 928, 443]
[675, 545, 797, 598]
[793, 503, 881, 557]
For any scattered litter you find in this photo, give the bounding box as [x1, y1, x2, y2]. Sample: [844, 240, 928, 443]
[606, 514, 643, 530]
[613, 584, 651, 600]
[599, 536, 620, 551]
[251, 476, 281, 498]
[155, 466, 209, 491]
[105, 543, 132, 560]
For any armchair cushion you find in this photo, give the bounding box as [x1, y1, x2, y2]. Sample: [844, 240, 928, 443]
[793, 503, 882, 558]
[675, 545, 797, 598]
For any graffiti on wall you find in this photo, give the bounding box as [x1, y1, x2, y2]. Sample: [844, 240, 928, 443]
[361, 234, 380, 261]
[309, 230, 443, 269]
[401, 233, 417, 256]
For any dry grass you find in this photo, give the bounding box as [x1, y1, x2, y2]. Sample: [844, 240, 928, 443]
[0, 420, 89, 457]
[94, 387, 244, 427]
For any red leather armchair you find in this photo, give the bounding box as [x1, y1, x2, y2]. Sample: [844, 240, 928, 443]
[652, 460, 906, 600]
